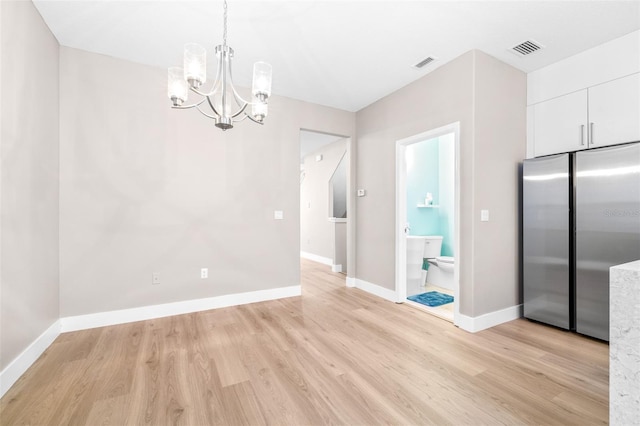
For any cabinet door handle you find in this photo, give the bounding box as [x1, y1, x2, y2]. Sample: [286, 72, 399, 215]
[590, 122, 594, 145]
[580, 124, 585, 146]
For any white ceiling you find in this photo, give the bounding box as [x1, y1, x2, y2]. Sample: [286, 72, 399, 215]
[33, 1, 640, 112]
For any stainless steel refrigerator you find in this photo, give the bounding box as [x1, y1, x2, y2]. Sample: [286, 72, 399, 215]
[523, 153, 573, 331]
[523, 142, 640, 341]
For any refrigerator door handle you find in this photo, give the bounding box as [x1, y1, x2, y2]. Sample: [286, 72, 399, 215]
[580, 124, 585, 146]
[590, 122, 594, 145]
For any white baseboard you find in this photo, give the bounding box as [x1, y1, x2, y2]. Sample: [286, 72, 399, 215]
[61, 285, 301, 333]
[0, 286, 301, 399]
[354, 278, 397, 302]
[331, 264, 342, 273]
[300, 251, 332, 266]
[456, 304, 523, 333]
[0, 320, 61, 398]
[346, 277, 356, 288]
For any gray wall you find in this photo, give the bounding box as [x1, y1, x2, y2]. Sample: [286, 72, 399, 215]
[355, 50, 525, 317]
[333, 222, 347, 273]
[330, 152, 348, 218]
[59, 47, 355, 317]
[356, 51, 474, 309]
[0, 1, 60, 371]
[471, 51, 526, 315]
[300, 138, 347, 259]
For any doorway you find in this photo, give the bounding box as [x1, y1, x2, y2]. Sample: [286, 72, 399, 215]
[299, 130, 353, 281]
[395, 122, 460, 324]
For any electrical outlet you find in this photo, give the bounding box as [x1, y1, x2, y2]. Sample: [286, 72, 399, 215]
[152, 273, 160, 285]
[201, 268, 208, 279]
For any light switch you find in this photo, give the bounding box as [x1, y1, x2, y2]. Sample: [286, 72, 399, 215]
[480, 209, 489, 222]
[357, 189, 366, 197]
[274, 210, 284, 220]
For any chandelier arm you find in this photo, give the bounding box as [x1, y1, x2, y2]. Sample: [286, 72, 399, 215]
[206, 95, 223, 118]
[231, 101, 249, 119]
[190, 85, 217, 98]
[226, 50, 251, 106]
[196, 105, 218, 120]
[231, 86, 251, 106]
[245, 113, 265, 125]
[171, 97, 208, 109]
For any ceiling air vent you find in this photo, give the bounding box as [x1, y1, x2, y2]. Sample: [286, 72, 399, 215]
[413, 56, 436, 69]
[511, 40, 544, 57]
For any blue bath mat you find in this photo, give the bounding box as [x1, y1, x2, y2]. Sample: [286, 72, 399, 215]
[407, 291, 454, 307]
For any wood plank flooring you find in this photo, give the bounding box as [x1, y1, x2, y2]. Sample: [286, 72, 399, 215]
[0, 258, 609, 425]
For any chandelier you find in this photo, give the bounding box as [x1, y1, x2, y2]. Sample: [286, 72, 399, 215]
[167, 0, 272, 130]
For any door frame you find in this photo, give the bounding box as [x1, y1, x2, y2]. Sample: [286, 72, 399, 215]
[299, 130, 354, 282]
[395, 122, 461, 325]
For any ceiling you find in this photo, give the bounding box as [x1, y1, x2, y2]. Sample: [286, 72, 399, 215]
[33, 1, 640, 112]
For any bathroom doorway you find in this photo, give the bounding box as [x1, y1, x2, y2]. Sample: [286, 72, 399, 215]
[299, 130, 353, 282]
[395, 122, 460, 324]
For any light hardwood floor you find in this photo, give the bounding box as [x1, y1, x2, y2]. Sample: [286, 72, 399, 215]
[0, 259, 608, 425]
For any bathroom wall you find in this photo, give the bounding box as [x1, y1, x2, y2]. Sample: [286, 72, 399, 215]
[1, 0, 60, 372]
[406, 139, 440, 236]
[405, 135, 455, 257]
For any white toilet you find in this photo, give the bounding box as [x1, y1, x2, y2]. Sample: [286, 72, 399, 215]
[406, 236, 443, 295]
[407, 236, 455, 292]
[422, 236, 443, 259]
[427, 255, 455, 291]
[435, 256, 454, 272]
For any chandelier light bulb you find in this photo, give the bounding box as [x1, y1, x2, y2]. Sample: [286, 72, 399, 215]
[167, 67, 188, 106]
[252, 101, 268, 121]
[252, 61, 272, 101]
[184, 43, 206, 88]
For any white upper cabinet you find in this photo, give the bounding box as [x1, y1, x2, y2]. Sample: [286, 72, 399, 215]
[526, 30, 640, 158]
[531, 73, 640, 157]
[588, 73, 640, 149]
[533, 91, 588, 157]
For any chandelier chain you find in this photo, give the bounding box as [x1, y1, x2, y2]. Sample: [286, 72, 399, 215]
[223, 0, 228, 47]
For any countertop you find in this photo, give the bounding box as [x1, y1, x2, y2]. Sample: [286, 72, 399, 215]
[610, 259, 640, 426]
